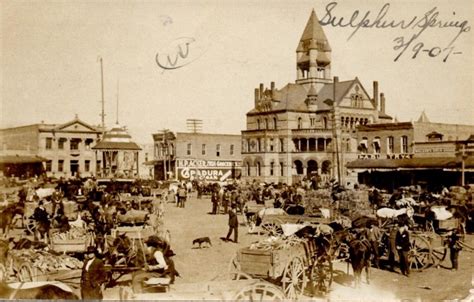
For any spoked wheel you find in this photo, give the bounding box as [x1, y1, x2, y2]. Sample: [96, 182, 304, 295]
[261, 219, 283, 236]
[211, 269, 252, 281]
[408, 233, 432, 271]
[228, 254, 241, 272]
[281, 256, 306, 300]
[16, 262, 36, 282]
[310, 256, 333, 295]
[0, 263, 6, 282]
[426, 233, 448, 267]
[233, 281, 286, 302]
[26, 216, 37, 235]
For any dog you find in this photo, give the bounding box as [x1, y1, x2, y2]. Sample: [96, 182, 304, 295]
[192, 237, 212, 248]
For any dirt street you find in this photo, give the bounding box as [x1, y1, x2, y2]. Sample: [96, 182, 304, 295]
[104, 194, 473, 300]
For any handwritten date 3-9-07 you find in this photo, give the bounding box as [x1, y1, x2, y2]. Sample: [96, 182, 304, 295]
[320, 2, 471, 62]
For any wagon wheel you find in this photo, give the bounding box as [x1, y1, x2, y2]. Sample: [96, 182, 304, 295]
[431, 245, 448, 266]
[25, 216, 37, 235]
[227, 254, 241, 272]
[16, 262, 36, 282]
[261, 219, 283, 236]
[310, 256, 333, 295]
[281, 256, 306, 300]
[211, 269, 252, 281]
[233, 281, 285, 302]
[0, 263, 6, 282]
[408, 234, 432, 271]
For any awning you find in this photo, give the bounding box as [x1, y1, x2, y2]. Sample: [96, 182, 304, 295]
[347, 157, 474, 170]
[0, 155, 48, 164]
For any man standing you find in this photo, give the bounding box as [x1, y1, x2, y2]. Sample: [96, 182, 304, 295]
[395, 222, 411, 276]
[32, 200, 50, 242]
[81, 246, 107, 300]
[225, 205, 239, 243]
[448, 228, 463, 271]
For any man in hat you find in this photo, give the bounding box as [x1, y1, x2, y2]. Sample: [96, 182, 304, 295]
[395, 222, 411, 276]
[81, 246, 107, 300]
[225, 205, 239, 243]
[32, 200, 50, 242]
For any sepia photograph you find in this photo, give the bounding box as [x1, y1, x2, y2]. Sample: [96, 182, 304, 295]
[0, 0, 473, 300]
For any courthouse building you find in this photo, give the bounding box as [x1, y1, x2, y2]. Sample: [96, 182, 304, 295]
[150, 131, 241, 182]
[0, 116, 102, 178]
[241, 10, 392, 185]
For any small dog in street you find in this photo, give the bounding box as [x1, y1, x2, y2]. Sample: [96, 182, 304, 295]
[192, 237, 212, 248]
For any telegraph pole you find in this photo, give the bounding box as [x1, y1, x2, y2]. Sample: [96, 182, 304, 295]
[99, 57, 106, 130]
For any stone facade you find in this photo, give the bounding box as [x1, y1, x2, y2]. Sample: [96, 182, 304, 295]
[241, 10, 391, 185]
[0, 117, 102, 178]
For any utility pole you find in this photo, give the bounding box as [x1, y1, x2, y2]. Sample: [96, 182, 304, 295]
[186, 119, 203, 133]
[116, 79, 119, 125]
[333, 76, 341, 185]
[99, 57, 106, 130]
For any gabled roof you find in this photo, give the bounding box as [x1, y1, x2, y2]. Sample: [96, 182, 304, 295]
[298, 9, 331, 51]
[417, 111, 430, 123]
[316, 79, 357, 110]
[52, 117, 100, 133]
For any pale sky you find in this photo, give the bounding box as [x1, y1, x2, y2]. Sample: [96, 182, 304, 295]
[1, 0, 473, 144]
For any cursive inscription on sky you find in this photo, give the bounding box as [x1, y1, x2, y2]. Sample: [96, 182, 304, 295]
[319, 2, 471, 62]
[155, 37, 197, 70]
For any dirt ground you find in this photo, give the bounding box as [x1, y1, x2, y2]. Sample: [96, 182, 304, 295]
[103, 194, 473, 301]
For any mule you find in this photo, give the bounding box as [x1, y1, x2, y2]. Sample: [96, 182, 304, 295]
[349, 236, 372, 288]
[0, 281, 79, 300]
[0, 205, 24, 238]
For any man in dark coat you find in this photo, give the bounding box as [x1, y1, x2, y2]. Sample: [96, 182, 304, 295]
[81, 246, 107, 300]
[32, 200, 50, 241]
[225, 206, 239, 243]
[395, 223, 411, 276]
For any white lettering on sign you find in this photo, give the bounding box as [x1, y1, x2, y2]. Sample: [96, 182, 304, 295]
[179, 168, 230, 181]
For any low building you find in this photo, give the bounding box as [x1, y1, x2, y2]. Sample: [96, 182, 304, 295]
[347, 113, 474, 191]
[0, 116, 102, 178]
[150, 131, 241, 182]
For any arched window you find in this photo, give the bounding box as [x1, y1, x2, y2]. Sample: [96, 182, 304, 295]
[297, 117, 303, 129]
[265, 118, 269, 129]
[387, 136, 394, 154]
[257, 119, 261, 130]
[273, 117, 278, 130]
[401, 136, 409, 153]
[246, 162, 251, 176]
[322, 117, 328, 129]
[256, 162, 261, 176]
[280, 138, 284, 152]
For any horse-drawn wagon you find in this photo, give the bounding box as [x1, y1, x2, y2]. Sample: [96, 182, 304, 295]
[231, 230, 333, 300]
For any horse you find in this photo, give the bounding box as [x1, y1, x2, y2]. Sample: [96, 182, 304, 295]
[348, 232, 372, 288]
[0, 281, 78, 300]
[0, 205, 24, 238]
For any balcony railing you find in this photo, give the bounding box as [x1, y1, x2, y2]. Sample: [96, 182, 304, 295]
[291, 128, 333, 135]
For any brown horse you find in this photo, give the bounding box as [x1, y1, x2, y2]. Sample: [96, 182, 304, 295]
[349, 234, 372, 288]
[0, 205, 24, 238]
[0, 281, 78, 300]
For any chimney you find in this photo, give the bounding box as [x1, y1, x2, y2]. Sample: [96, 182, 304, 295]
[254, 88, 260, 102]
[373, 81, 379, 110]
[259, 83, 264, 96]
[380, 93, 386, 114]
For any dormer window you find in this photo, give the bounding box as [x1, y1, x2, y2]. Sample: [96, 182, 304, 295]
[426, 131, 443, 142]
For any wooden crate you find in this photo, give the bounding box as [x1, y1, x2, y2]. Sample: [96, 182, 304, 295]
[436, 218, 459, 230]
[238, 248, 273, 277]
[51, 239, 87, 253]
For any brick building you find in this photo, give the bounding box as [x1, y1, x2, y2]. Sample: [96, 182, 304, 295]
[0, 116, 102, 178]
[348, 112, 474, 191]
[150, 132, 241, 182]
[241, 10, 391, 185]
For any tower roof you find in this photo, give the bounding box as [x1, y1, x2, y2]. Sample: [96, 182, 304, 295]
[297, 9, 331, 51]
[417, 111, 430, 123]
